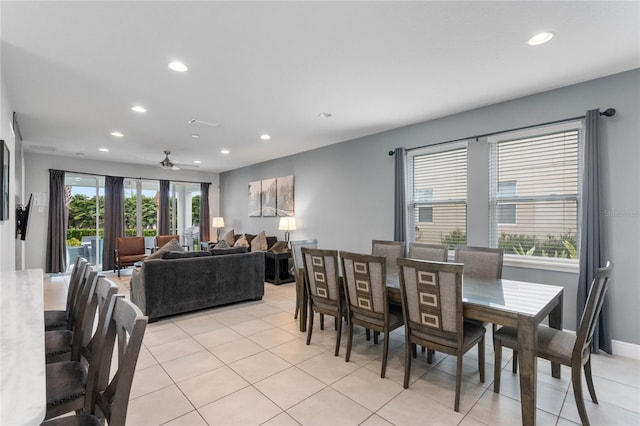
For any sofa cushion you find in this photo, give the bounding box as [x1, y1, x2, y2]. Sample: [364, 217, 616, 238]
[210, 246, 249, 256]
[251, 231, 268, 251]
[146, 238, 183, 260]
[223, 229, 235, 246]
[269, 241, 288, 253]
[266, 236, 278, 249]
[161, 250, 211, 259]
[234, 234, 249, 248]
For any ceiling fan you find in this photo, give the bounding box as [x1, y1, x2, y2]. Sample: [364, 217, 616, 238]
[159, 150, 180, 170]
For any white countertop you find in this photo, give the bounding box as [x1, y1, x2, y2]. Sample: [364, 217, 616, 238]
[0, 269, 46, 426]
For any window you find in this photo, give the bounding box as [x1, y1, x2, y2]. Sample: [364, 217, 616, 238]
[489, 123, 581, 259]
[408, 142, 467, 249]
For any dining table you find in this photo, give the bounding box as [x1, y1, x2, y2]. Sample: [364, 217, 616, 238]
[386, 273, 564, 426]
[0, 268, 46, 426]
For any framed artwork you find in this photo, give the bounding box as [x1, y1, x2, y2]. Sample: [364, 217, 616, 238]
[0, 140, 9, 221]
[248, 180, 261, 217]
[261, 178, 277, 216]
[276, 175, 294, 216]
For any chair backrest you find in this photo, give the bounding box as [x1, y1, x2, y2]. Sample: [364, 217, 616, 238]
[73, 274, 118, 362]
[372, 240, 406, 277]
[290, 239, 318, 271]
[340, 251, 389, 324]
[68, 264, 95, 330]
[408, 243, 448, 262]
[397, 258, 464, 346]
[155, 234, 179, 249]
[86, 296, 148, 426]
[454, 246, 503, 279]
[66, 257, 89, 314]
[575, 261, 613, 358]
[302, 247, 342, 306]
[116, 237, 146, 256]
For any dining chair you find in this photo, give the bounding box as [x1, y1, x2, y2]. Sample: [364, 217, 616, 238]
[454, 245, 504, 341]
[44, 257, 89, 331]
[114, 236, 147, 277]
[301, 247, 344, 356]
[45, 269, 99, 363]
[340, 251, 404, 378]
[290, 239, 318, 322]
[43, 295, 148, 426]
[372, 240, 406, 276]
[494, 261, 613, 426]
[408, 242, 448, 262]
[397, 258, 485, 412]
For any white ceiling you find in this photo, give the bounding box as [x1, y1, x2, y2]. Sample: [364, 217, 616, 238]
[2, 1, 639, 173]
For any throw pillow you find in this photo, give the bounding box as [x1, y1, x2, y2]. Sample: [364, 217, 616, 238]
[214, 240, 229, 249]
[270, 240, 288, 253]
[145, 238, 183, 260]
[223, 228, 235, 246]
[250, 231, 268, 251]
[234, 234, 249, 248]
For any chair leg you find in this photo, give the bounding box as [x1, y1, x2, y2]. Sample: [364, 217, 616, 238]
[345, 319, 354, 363]
[404, 339, 412, 388]
[374, 331, 379, 344]
[454, 352, 463, 412]
[381, 329, 389, 378]
[494, 337, 503, 393]
[366, 328, 370, 341]
[427, 349, 434, 364]
[584, 357, 598, 404]
[512, 350, 518, 373]
[320, 313, 324, 330]
[411, 343, 417, 359]
[572, 364, 591, 426]
[306, 308, 314, 345]
[334, 314, 342, 357]
[478, 335, 485, 383]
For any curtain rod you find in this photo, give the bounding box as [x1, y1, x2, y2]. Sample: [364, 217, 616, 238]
[50, 169, 211, 185]
[388, 107, 616, 156]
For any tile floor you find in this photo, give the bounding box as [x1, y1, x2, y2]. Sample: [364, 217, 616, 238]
[44, 272, 640, 426]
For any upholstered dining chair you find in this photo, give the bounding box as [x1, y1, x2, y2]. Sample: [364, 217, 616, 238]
[397, 258, 486, 412]
[372, 240, 406, 277]
[408, 242, 448, 262]
[290, 239, 318, 323]
[494, 261, 613, 426]
[114, 236, 147, 277]
[155, 234, 179, 250]
[43, 295, 147, 426]
[340, 251, 404, 378]
[454, 245, 504, 341]
[44, 257, 88, 331]
[301, 247, 345, 356]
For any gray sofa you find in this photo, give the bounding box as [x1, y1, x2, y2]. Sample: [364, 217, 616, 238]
[130, 250, 265, 322]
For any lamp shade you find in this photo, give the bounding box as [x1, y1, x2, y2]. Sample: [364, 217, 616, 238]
[278, 217, 296, 231]
[211, 217, 225, 228]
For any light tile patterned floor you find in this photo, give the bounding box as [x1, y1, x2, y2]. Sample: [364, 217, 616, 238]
[44, 272, 640, 426]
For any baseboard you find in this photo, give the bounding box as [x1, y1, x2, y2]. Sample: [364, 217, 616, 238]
[612, 339, 640, 360]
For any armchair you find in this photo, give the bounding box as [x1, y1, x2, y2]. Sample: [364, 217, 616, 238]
[114, 237, 147, 277]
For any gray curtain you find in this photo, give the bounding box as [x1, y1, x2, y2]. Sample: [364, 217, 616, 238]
[159, 180, 170, 235]
[578, 109, 611, 354]
[393, 147, 407, 245]
[102, 176, 124, 271]
[199, 182, 211, 243]
[45, 169, 66, 273]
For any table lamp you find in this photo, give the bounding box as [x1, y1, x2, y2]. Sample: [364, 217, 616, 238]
[211, 217, 225, 242]
[278, 217, 296, 244]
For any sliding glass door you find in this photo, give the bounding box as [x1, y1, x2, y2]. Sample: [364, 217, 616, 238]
[65, 174, 104, 268]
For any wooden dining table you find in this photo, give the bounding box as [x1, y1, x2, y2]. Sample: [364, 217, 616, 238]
[0, 268, 46, 426]
[386, 273, 564, 426]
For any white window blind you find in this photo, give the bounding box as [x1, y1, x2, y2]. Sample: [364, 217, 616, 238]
[408, 142, 467, 248]
[489, 123, 582, 259]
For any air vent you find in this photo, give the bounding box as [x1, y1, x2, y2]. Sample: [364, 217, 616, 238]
[187, 119, 219, 128]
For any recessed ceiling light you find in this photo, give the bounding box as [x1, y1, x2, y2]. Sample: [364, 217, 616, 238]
[193, 160, 201, 164]
[319, 112, 332, 118]
[191, 134, 200, 138]
[528, 32, 554, 46]
[99, 148, 109, 152]
[131, 105, 147, 113]
[110, 131, 124, 137]
[168, 61, 188, 72]
[221, 149, 230, 155]
[260, 134, 271, 140]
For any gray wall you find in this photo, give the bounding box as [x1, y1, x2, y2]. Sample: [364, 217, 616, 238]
[23, 152, 219, 270]
[221, 69, 640, 345]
